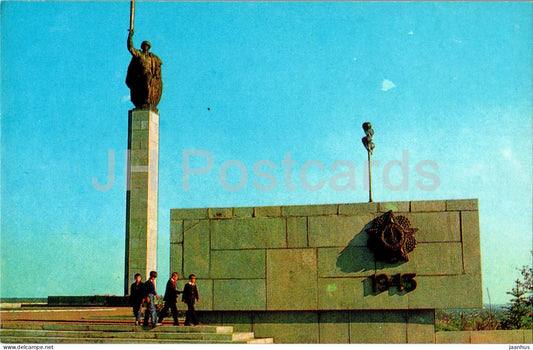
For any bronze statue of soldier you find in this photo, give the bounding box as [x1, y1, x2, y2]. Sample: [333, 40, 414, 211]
[126, 29, 163, 112]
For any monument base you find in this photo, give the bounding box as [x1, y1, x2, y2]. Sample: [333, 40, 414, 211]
[197, 309, 435, 343]
[169, 199, 482, 343]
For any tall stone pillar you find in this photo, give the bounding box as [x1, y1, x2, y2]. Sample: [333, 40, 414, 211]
[124, 109, 159, 295]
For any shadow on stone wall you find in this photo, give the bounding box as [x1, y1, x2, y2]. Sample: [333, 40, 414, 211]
[336, 222, 375, 274]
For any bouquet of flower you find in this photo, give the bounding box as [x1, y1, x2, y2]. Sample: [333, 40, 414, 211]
[154, 294, 165, 315]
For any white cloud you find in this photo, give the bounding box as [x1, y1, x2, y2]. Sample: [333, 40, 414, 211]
[353, 57, 357, 61]
[501, 147, 512, 159]
[408, 31, 413, 35]
[381, 79, 396, 91]
[499, 145, 529, 183]
[122, 95, 130, 103]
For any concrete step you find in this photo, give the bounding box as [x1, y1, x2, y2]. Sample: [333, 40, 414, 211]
[0, 336, 261, 344]
[231, 332, 255, 341]
[0, 329, 255, 341]
[0, 324, 274, 344]
[247, 338, 274, 344]
[0, 323, 233, 334]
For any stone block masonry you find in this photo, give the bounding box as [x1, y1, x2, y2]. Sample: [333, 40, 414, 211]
[124, 109, 159, 294]
[170, 199, 482, 343]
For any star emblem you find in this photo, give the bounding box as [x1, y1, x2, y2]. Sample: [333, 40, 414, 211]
[367, 210, 418, 263]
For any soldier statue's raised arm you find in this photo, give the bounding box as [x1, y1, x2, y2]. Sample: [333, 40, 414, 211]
[126, 29, 163, 111]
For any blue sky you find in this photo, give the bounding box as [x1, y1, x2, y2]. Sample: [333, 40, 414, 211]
[1, 1, 531, 304]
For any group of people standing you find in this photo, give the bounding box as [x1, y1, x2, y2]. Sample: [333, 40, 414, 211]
[130, 271, 200, 328]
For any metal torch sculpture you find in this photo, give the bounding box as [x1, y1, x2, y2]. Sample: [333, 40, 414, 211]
[362, 122, 375, 203]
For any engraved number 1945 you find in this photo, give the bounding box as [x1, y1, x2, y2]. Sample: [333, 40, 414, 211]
[370, 273, 417, 293]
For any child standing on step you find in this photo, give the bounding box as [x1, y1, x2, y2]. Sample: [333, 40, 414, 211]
[182, 274, 200, 326]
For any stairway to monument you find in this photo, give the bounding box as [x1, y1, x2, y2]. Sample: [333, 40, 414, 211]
[0, 323, 274, 344]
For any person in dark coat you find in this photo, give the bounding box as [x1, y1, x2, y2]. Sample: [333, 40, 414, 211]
[129, 273, 145, 326]
[158, 272, 182, 326]
[182, 274, 200, 326]
[143, 271, 159, 328]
